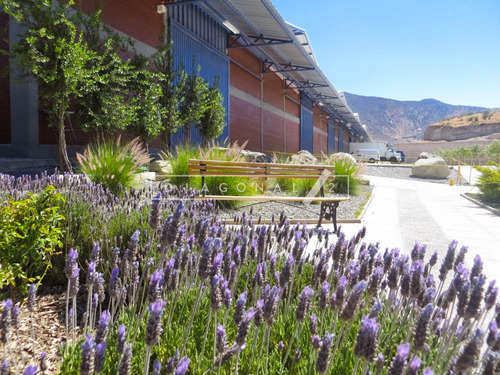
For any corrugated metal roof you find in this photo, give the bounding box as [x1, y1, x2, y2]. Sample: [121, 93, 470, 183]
[199, 0, 371, 140]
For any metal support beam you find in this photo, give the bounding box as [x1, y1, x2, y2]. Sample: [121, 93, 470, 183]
[228, 34, 293, 49]
[160, 0, 205, 6]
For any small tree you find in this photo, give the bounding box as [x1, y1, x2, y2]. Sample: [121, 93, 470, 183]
[3, 0, 97, 172]
[179, 62, 208, 146]
[151, 37, 185, 151]
[197, 77, 226, 146]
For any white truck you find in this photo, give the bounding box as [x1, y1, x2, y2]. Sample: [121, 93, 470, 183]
[349, 142, 401, 162]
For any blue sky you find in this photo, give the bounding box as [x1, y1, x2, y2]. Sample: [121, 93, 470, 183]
[271, 0, 500, 108]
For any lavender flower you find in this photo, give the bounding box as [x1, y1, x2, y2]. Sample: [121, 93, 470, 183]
[388, 343, 410, 375]
[311, 334, 322, 349]
[354, 315, 379, 360]
[152, 360, 161, 375]
[28, 283, 37, 312]
[485, 281, 498, 310]
[340, 281, 366, 321]
[470, 254, 483, 281]
[310, 314, 318, 335]
[69, 264, 80, 298]
[0, 299, 12, 344]
[296, 286, 315, 322]
[263, 285, 280, 325]
[146, 300, 166, 346]
[216, 324, 226, 353]
[109, 267, 120, 299]
[148, 270, 164, 303]
[233, 291, 248, 326]
[319, 281, 330, 310]
[454, 329, 483, 372]
[95, 342, 106, 373]
[40, 352, 47, 372]
[118, 344, 132, 375]
[65, 248, 78, 278]
[406, 356, 421, 375]
[422, 368, 434, 375]
[454, 245, 468, 271]
[117, 325, 126, 354]
[439, 240, 457, 281]
[210, 274, 223, 310]
[23, 366, 37, 375]
[96, 310, 111, 344]
[80, 334, 95, 375]
[1, 361, 9, 375]
[316, 332, 334, 373]
[413, 304, 434, 351]
[465, 275, 486, 319]
[369, 300, 383, 319]
[280, 254, 295, 288]
[236, 308, 255, 348]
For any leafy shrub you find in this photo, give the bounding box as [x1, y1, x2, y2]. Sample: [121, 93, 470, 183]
[475, 162, 500, 203]
[486, 140, 500, 160]
[0, 186, 65, 294]
[325, 153, 363, 195]
[165, 140, 258, 208]
[77, 136, 152, 194]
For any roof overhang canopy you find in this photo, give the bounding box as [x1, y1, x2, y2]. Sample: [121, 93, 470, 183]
[193, 0, 370, 140]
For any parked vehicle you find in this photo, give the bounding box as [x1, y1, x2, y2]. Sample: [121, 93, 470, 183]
[396, 150, 405, 162]
[349, 142, 401, 162]
[351, 149, 381, 163]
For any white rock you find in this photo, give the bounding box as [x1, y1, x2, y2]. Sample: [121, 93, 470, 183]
[290, 150, 318, 164]
[412, 157, 450, 179]
[150, 160, 172, 174]
[241, 150, 267, 163]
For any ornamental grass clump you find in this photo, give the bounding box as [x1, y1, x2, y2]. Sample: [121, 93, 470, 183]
[77, 136, 152, 194]
[2, 173, 500, 374]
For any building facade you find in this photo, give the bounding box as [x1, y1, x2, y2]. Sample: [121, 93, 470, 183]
[0, 0, 369, 159]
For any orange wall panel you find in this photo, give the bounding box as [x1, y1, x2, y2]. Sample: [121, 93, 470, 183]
[262, 110, 284, 152]
[230, 96, 261, 151]
[230, 63, 261, 99]
[263, 73, 284, 109]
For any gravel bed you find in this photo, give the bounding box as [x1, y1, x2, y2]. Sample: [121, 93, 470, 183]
[218, 184, 374, 221]
[363, 165, 466, 184]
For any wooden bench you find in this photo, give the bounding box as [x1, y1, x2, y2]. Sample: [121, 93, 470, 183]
[188, 159, 350, 232]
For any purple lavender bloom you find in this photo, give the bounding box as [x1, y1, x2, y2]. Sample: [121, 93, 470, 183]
[340, 281, 367, 321]
[278, 341, 285, 351]
[80, 334, 95, 375]
[422, 368, 434, 375]
[233, 291, 248, 326]
[117, 324, 126, 354]
[316, 332, 334, 373]
[216, 324, 226, 353]
[69, 264, 80, 298]
[369, 300, 383, 319]
[310, 313, 318, 335]
[470, 254, 483, 281]
[1, 361, 9, 375]
[40, 352, 47, 371]
[413, 304, 433, 351]
[109, 267, 120, 299]
[23, 366, 37, 375]
[263, 285, 280, 325]
[96, 310, 111, 344]
[311, 334, 322, 350]
[236, 307, 256, 348]
[296, 286, 315, 322]
[319, 281, 330, 311]
[65, 248, 78, 278]
[409, 356, 422, 374]
[174, 356, 190, 375]
[354, 315, 379, 360]
[94, 342, 106, 373]
[27, 283, 37, 312]
[146, 300, 166, 346]
[485, 281, 498, 310]
[118, 344, 132, 375]
[148, 270, 164, 303]
[280, 254, 295, 288]
[439, 240, 457, 281]
[388, 343, 410, 375]
[152, 360, 161, 375]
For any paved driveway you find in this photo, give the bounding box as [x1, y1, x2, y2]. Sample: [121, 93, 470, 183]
[315, 175, 500, 284]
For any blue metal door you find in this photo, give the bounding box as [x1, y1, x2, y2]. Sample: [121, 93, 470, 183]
[170, 20, 229, 148]
[328, 118, 335, 154]
[300, 107, 313, 152]
[338, 124, 343, 152]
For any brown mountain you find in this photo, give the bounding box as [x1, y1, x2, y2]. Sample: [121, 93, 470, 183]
[424, 109, 500, 141]
[344, 92, 487, 142]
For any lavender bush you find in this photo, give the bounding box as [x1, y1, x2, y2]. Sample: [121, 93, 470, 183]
[1, 172, 499, 374]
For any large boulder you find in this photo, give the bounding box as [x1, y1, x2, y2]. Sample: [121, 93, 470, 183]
[412, 156, 450, 179]
[241, 150, 267, 163]
[150, 160, 172, 174]
[290, 150, 318, 164]
[418, 152, 436, 160]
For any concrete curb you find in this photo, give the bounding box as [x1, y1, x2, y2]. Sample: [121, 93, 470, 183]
[358, 185, 377, 221]
[460, 193, 500, 216]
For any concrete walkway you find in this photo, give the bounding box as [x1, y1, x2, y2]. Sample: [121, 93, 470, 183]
[312, 175, 500, 284]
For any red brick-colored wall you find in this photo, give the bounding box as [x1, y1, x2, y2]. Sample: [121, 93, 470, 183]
[312, 106, 328, 155]
[228, 44, 301, 154]
[78, 0, 162, 48]
[334, 121, 340, 152]
[0, 13, 10, 144]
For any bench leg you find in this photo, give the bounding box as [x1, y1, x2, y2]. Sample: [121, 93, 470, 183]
[317, 201, 340, 233]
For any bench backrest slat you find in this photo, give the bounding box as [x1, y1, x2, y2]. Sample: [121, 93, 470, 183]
[189, 159, 335, 171]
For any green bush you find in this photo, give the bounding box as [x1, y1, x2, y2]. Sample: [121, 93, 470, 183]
[0, 185, 65, 295]
[486, 140, 500, 160]
[327, 154, 362, 195]
[165, 140, 258, 208]
[76, 136, 152, 194]
[475, 162, 500, 204]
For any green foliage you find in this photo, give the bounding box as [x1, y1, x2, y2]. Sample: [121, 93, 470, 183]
[197, 78, 226, 145]
[0, 186, 65, 294]
[486, 140, 500, 159]
[179, 63, 209, 145]
[475, 162, 500, 203]
[165, 141, 257, 208]
[76, 136, 152, 194]
[151, 39, 185, 150]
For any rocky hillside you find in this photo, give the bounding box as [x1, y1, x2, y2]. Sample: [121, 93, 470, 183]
[423, 110, 500, 141]
[344, 92, 487, 142]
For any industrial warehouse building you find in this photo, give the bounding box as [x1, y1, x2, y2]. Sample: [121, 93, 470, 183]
[0, 0, 370, 159]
